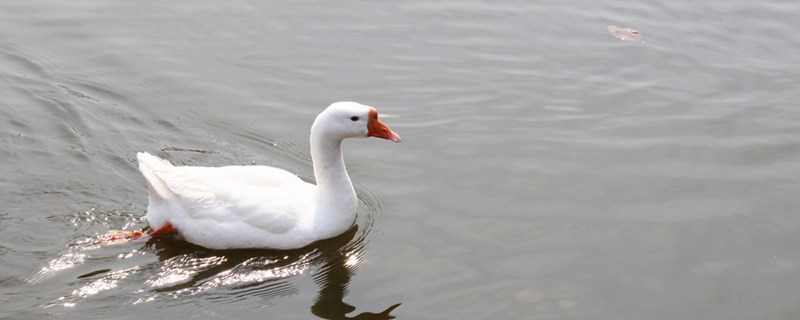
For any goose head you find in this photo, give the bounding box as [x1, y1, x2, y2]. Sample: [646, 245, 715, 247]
[311, 101, 401, 143]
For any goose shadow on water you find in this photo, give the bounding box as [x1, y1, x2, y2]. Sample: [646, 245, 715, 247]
[144, 225, 401, 320]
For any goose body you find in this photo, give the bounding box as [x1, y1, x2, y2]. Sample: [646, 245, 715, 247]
[137, 102, 400, 250]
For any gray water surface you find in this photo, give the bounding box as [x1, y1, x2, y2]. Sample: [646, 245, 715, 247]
[2, 1, 800, 319]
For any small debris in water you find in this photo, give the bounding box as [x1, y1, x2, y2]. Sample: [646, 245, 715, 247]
[78, 268, 112, 279]
[608, 25, 641, 41]
[160, 146, 214, 154]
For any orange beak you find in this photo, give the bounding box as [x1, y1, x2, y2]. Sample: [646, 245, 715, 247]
[367, 108, 401, 143]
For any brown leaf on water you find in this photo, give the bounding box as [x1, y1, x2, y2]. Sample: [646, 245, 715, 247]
[608, 25, 641, 41]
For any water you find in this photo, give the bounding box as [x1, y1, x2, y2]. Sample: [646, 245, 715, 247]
[2, 1, 800, 319]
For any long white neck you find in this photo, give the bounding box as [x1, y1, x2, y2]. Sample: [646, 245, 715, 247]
[309, 123, 358, 239]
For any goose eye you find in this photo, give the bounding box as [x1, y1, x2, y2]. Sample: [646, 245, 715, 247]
[350, 116, 359, 121]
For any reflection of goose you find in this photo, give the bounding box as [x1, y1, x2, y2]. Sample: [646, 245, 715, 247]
[147, 226, 362, 293]
[148, 226, 401, 319]
[311, 244, 402, 320]
[135, 101, 400, 250]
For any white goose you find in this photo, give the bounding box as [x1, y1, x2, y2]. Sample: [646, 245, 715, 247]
[135, 101, 400, 250]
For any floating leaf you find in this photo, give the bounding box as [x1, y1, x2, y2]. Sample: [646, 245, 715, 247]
[608, 25, 641, 41]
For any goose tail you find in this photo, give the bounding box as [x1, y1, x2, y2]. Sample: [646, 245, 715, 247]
[136, 152, 175, 200]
